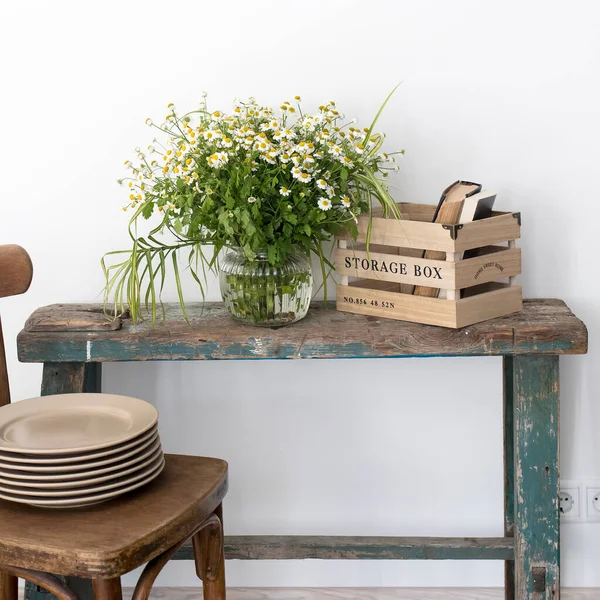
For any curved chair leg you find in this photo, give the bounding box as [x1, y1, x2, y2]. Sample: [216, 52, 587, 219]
[0, 566, 77, 600]
[92, 578, 122, 600]
[132, 513, 222, 600]
[0, 571, 17, 600]
[193, 504, 225, 600]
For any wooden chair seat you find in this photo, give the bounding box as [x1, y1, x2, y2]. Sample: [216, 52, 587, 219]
[0, 246, 230, 600]
[0, 454, 227, 579]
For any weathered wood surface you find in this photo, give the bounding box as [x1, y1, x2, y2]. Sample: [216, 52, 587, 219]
[503, 356, 516, 600]
[0, 455, 228, 578]
[170, 535, 514, 561]
[25, 304, 125, 332]
[92, 577, 123, 600]
[0, 318, 10, 407]
[17, 299, 587, 363]
[0, 245, 33, 299]
[513, 355, 560, 598]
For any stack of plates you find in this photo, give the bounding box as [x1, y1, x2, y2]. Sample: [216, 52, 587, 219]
[0, 394, 163, 508]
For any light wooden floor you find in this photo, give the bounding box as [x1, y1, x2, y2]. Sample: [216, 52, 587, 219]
[122, 587, 600, 600]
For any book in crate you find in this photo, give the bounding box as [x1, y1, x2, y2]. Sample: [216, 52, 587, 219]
[335, 202, 522, 328]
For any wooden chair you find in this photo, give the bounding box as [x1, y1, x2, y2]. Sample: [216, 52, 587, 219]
[0, 245, 228, 600]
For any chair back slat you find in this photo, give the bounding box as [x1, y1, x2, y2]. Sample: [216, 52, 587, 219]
[0, 245, 33, 299]
[0, 245, 33, 406]
[0, 319, 9, 406]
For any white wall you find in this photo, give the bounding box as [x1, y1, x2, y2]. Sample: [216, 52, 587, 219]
[1, 0, 599, 588]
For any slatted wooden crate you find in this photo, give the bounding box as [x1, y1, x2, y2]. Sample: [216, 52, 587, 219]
[335, 202, 522, 328]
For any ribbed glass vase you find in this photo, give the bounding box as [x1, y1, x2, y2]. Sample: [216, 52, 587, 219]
[219, 248, 313, 326]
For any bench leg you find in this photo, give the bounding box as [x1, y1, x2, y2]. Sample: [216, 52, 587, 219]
[23, 362, 101, 600]
[513, 355, 560, 599]
[92, 578, 122, 600]
[503, 357, 515, 600]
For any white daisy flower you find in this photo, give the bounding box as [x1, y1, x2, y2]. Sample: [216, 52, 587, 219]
[316, 179, 328, 190]
[291, 167, 303, 178]
[203, 130, 221, 142]
[318, 197, 332, 211]
[354, 143, 365, 155]
[342, 156, 354, 167]
[279, 153, 292, 163]
[124, 160, 133, 169]
[329, 145, 342, 157]
[254, 140, 271, 153]
[145, 118, 153, 126]
[325, 185, 335, 198]
[280, 187, 291, 197]
[341, 195, 351, 207]
[221, 137, 233, 148]
[298, 172, 312, 183]
[248, 196, 257, 203]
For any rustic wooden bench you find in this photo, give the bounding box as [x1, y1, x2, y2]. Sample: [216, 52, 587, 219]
[17, 299, 588, 599]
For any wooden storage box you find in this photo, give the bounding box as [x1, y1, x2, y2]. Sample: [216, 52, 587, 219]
[335, 202, 522, 328]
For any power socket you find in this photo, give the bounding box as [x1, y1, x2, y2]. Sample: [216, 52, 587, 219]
[560, 482, 581, 520]
[585, 485, 600, 521]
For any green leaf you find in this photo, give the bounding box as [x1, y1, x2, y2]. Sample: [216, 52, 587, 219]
[172, 251, 189, 323]
[142, 202, 154, 219]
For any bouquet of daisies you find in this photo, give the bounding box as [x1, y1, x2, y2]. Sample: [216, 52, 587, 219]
[105, 90, 403, 321]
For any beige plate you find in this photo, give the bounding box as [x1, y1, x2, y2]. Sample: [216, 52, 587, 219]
[0, 393, 157, 455]
[0, 458, 166, 508]
[0, 424, 158, 465]
[0, 436, 161, 478]
[0, 447, 164, 489]
[0, 453, 164, 497]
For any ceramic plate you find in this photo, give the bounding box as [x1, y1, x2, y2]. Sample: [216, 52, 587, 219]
[0, 453, 164, 497]
[0, 447, 163, 489]
[0, 424, 159, 465]
[0, 435, 161, 478]
[0, 458, 166, 508]
[0, 394, 157, 454]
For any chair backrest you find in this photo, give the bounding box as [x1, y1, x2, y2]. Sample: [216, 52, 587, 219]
[0, 245, 33, 406]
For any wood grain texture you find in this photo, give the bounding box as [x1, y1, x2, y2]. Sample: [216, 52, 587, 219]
[93, 578, 123, 600]
[413, 194, 467, 297]
[0, 318, 10, 407]
[16, 300, 587, 363]
[1, 567, 76, 600]
[0, 571, 17, 600]
[454, 286, 522, 328]
[121, 587, 600, 600]
[502, 356, 515, 600]
[133, 513, 223, 600]
[0, 245, 33, 299]
[172, 535, 514, 561]
[0, 455, 228, 578]
[194, 505, 226, 600]
[454, 248, 522, 290]
[513, 355, 560, 599]
[335, 249, 457, 289]
[25, 305, 124, 332]
[338, 206, 519, 255]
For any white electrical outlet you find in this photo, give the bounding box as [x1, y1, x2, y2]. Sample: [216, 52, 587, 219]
[585, 485, 600, 521]
[559, 483, 581, 520]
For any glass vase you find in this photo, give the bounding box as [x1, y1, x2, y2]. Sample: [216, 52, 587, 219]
[219, 248, 313, 326]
